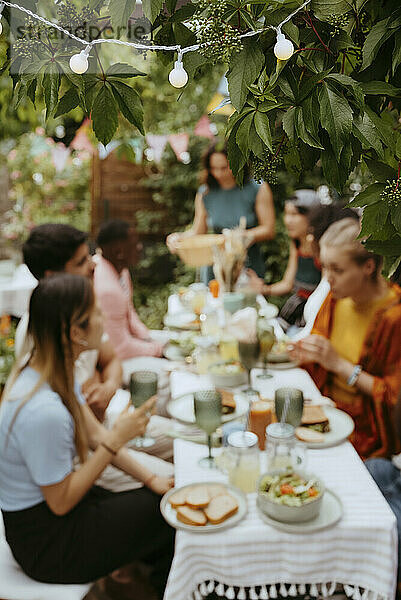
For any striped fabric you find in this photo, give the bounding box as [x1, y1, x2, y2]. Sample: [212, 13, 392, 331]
[164, 440, 397, 600]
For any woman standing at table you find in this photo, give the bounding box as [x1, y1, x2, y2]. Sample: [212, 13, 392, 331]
[166, 140, 275, 281]
[0, 274, 174, 598]
[289, 218, 401, 459]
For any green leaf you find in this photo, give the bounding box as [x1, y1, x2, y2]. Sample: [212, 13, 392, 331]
[26, 79, 37, 105]
[284, 144, 302, 177]
[282, 106, 296, 143]
[182, 52, 208, 77]
[396, 133, 401, 161]
[142, 0, 163, 23]
[360, 81, 401, 96]
[365, 107, 395, 152]
[364, 159, 396, 183]
[295, 106, 323, 149]
[352, 114, 383, 159]
[227, 39, 264, 111]
[311, 0, 350, 18]
[363, 237, 401, 256]
[109, 0, 136, 30]
[361, 18, 393, 71]
[248, 121, 265, 158]
[302, 91, 321, 139]
[43, 63, 61, 119]
[321, 142, 348, 191]
[298, 70, 331, 104]
[326, 73, 364, 111]
[235, 112, 254, 156]
[110, 80, 144, 134]
[391, 206, 401, 233]
[227, 108, 254, 133]
[319, 82, 352, 156]
[254, 111, 272, 152]
[349, 183, 386, 207]
[227, 123, 247, 178]
[106, 63, 146, 78]
[92, 84, 119, 145]
[393, 30, 401, 75]
[55, 87, 80, 117]
[360, 202, 389, 237]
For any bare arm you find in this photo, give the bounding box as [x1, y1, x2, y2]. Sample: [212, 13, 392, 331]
[40, 397, 172, 515]
[244, 183, 275, 244]
[166, 192, 208, 252]
[83, 337, 123, 421]
[265, 242, 298, 296]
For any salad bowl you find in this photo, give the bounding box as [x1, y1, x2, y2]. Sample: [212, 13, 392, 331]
[257, 470, 325, 523]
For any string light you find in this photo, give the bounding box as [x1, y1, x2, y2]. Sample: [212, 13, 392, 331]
[69, 45, 92, 74]
[0, 0, 311, 85]
[274, 32, 294, 61]
[168, 52, 188, 88]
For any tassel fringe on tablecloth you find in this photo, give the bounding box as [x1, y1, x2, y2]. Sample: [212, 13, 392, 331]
[192, 581, 389, 600]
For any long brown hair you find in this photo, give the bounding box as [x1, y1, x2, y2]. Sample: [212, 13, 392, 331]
[201, 140, 250, 189]
[4, 274, 93, 462]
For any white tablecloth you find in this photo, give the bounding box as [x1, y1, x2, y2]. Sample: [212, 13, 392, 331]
[164, 439, 397, 600]
[0, 265, 37, 317]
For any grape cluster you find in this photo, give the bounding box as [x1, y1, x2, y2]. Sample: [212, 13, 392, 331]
[193, 0, 242, 64]
[380, 179, 401, 207]
[57, 1, 96, 40]
[251, 151, 283, 185]
[326, 13, 349, 36]
[13, 19, 46, 59]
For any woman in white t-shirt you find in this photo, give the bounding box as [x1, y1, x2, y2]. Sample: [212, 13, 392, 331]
[0, 274, 174, 597]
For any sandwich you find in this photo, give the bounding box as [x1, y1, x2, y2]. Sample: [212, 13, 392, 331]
[218, 389, 236, 415]
[300, 405, 330, 433]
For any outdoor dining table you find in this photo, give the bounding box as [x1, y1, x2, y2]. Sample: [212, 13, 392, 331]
[164, 367, 398, 600]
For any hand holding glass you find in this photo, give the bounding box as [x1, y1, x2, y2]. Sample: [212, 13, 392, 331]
[194, 390, 222, 468]
[129, 371, 158, 448]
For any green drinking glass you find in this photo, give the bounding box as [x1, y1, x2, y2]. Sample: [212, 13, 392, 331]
[257, 320, 275, 380]
[274, 387, 304, 428]
[194, 390, 222, 468]
[129, 370, 158, 448]
[238, 340, 260, 389]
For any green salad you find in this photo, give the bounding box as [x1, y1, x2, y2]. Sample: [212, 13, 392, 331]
[259, 471, 320, 506]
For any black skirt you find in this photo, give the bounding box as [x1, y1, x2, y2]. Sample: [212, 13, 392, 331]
[2, 486, 175, 598]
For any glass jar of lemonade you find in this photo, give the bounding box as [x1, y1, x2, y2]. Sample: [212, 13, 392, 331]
[225, 431, 260, 493]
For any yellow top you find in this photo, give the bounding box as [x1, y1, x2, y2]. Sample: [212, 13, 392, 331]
[329, 288, 397, 405]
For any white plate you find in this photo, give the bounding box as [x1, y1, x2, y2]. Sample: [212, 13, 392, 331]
[163, 312, 200, 331]
[299, 406, 354, 449]
[167, 392, 249, 425]
[161, 482, 247, 533]
[257, 489, 343, 533]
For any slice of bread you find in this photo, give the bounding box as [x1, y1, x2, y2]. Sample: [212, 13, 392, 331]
[207, 484, 227, 499]
[295, 426, 325, 443]
[169, 488, 189, 508]
[217, 389, 237, 414]
[204, 493, 239, 524]
[186, 485, 210, 509]
[176, 506, 207, 526]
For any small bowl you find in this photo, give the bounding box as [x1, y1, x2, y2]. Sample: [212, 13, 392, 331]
[208, 361, 248, 388]
[257, 470, 325, 523]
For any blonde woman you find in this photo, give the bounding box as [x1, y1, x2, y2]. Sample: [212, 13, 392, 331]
[0, 274, 174, 597]
[290, 218, 401, 458]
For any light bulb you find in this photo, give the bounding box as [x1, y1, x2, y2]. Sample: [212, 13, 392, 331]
[0, 19, 3, 36]
[274, 32, 294, 61]
[168, 59, 188, 88]
[69, 50, 89, 74]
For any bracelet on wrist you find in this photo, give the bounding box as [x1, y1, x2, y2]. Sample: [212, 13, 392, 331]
[347, 364, 362, 387]
[143, 473, 157, 488]
[100, 441, 118, 456]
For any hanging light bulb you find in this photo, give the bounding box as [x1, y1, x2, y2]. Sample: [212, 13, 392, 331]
[69, 46, 92, 74]
[0, 21, 3, 36]
[273, 32, 294, 61]
[168, 52, 188, 88]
